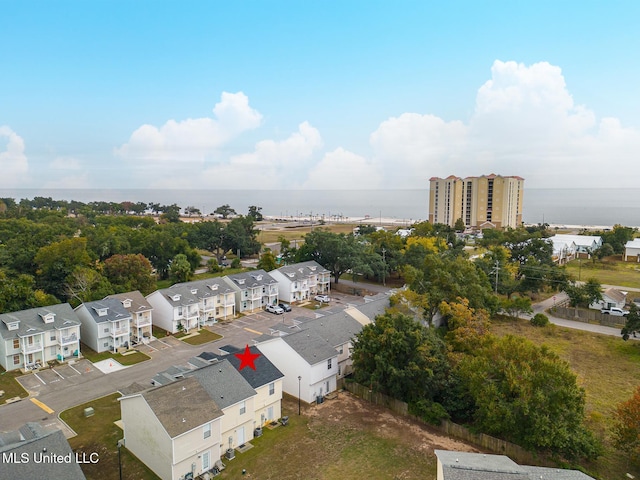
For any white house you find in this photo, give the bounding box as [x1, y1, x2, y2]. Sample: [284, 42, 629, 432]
[119, 377, 224, 480]
[223, 270, 279, 313]
[148, 359, 258, 456]
[270, 261, 331, 303]
[548, 234, 603, 260]
[75, 298, 133, 353]
[257, 330, 339, 403]
[0, 304, 81, 371]
[590, 287, 627, 310]
[547, 237, 577, 264]
[146, 285, 200, 334]
[106, 291, 153, 345]
[185, 278, 236, 325]
[624, 239, 640, 262]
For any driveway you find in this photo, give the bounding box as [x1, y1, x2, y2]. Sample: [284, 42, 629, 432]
[16, 359, 103, 396]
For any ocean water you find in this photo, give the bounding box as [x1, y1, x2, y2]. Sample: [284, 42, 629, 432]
[2, 188, 640, 227]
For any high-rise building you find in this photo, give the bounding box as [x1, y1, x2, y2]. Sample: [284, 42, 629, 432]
[428, 174, 524, 229]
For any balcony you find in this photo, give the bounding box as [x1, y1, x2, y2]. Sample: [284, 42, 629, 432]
[133, 318, 151, 328]
[22, 342, 43, 354]
[59, 333, 78, 345]
[111, 327, 129, 337]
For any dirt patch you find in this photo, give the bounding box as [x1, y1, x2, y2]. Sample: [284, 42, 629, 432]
[307, 391, 481, 455]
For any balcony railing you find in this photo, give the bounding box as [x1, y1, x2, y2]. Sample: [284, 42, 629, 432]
[22, 342, 43, 354]
[134, 318, 151, 328]
[112, 327, 129, 337]
[59, 333, 78, 345]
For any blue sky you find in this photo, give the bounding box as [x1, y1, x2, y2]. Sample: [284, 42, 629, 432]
[2, 0, 640, 190]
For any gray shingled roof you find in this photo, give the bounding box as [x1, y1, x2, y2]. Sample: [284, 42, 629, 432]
[0, 424, 86, 479]
[351, 294, 390, 320]
[77, 298, 132, 324]
[434, 450, 595, 480]
[226, 269, 278, 289]
[199, 346, 284, 389]
[0, 303, 81, 340]
[107, 290, 153, 313]
[140, 377, 223, 438]
[298, 312, 362, 347]
[174, 277, 236, 298]
[281, 330, 338, 365]
[154, 284, 201, 308]
[188, 360, 257, 409]
[276, 260, 330, 282]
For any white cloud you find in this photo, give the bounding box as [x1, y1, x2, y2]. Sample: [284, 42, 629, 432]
[366, 60, 640, 188]
[302, 147, 383, 189]
[0, 126, 29, 187]
[115, 91, 263, 186]
[50, 156, 82, 170]
[197, 121, 323, 189]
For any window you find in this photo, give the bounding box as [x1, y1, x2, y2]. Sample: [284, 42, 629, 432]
[103, 342, 109, 348]
[104, 327, 109, 333]
[327, 358, 332, 370]
[50, 332, 56, 341]
[13, 339, 19, 350]
[239, 401, 246, 415]
[13, 355, 20, 365]
[203, 422, 211, 439]
[268, 382, 275, 395]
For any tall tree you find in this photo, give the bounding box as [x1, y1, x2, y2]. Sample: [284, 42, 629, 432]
[352, 312, 449, 403]
[169, 254, 192, 283]
[64, 267, 114, 307]
[214, 204, 237, 219]
[247, 205, 263, 221]
[621, 304, 640, 341]
[103, 254, 156, 295]
[296, 229, 364, 283]
[257, 250, 277, 272]
[612, 385, 640, 460]
[34, 237, 93, 300]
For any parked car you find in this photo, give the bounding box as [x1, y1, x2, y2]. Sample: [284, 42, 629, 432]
[601, 307, 628, 316]
[314, 295, 330, 303]
[265, 304, 284, 315]
[278, 302, 292, 312]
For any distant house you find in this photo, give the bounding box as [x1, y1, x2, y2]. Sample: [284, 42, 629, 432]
[120, 377, 224, 480]
[0, 423, 86, 479]
[223, 270, 279, 313]
[270, 261, 331, 303]
[75, 298, 133, 353]
[434, 450, 595, 480]
[548, 234, 603, 261]
[547, 236, 577, 264]
[106, 291, 153, 345]
[0, 304, 81, 371]
[146, 285, 200, 334]
[590, 287, 627, 310]
[624, 239, 640, 262]
[257, 329, 339, 403]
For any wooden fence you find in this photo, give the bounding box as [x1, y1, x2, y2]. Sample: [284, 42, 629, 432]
[342, 380, 542, 466]
[551, 306, 627, 328]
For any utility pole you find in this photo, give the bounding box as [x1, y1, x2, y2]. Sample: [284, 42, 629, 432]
[381, 248, 386, 287]
[491, 260, 499, 294]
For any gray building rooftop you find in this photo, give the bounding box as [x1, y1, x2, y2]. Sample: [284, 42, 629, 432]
[281, 330, 338, 365]
[0, 303, 81, 340]
[77, 298, 132, 324]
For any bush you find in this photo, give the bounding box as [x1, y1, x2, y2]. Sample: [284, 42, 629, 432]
[530, 313, 549, 327]
[408, 399, 450, 426]
[207, 259, 222, 273]
[231, 258, 241, 269]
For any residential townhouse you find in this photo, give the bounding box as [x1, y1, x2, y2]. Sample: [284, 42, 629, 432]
[624, 238, 640, 262]
[0, 423, 86, 479]
[548, 234, 603, 260]
[270, 261, 331, 303]
[257, 330, 339, 403]
[119, 377, 225, 480]
[146, 285, 200, 334]
[183, 278, 236, 326]
[0, 304, 81, 372]
[150, 360, 258, 456]
[223, 270, 279, 313]
[106, 291, 153, 345]
[199, 345, 285, 427]
[75, 298, 133, 353]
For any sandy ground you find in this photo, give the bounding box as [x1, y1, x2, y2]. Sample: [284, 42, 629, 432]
[307, 391, 481, 455]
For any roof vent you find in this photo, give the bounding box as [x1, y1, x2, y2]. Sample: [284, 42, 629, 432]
[182, 418, 186, 423]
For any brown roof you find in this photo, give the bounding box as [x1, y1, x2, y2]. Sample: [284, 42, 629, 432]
[142, 377, 223, 438]
[603, 288, 627, 303]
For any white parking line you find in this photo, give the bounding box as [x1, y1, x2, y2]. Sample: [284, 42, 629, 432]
[52, 368, 64, 379]
[33, 373, 46, 385]
[155, 338, 171, 347]
[68, 363, 82, 375]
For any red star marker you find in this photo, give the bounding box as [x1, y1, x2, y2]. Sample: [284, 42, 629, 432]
[234, 344, 261, 371]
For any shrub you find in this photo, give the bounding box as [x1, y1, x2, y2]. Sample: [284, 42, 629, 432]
[408, 399, 450, 426]
[530, 313, 549, 327]
[231, 258, 241, 269]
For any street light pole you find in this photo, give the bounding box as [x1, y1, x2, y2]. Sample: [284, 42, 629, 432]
[298, 376, 302, 415]
[117, 439, 124, 480]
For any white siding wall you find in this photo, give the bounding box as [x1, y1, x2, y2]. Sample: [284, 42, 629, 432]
[253, 380, 283, 426]
[75, 305, 100, 352]
[146, 292, 179, 333]
[172, 420, 222, 479]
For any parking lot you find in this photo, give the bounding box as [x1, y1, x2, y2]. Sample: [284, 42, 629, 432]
[17, 359, 103, 394]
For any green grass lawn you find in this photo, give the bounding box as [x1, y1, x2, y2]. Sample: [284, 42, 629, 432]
[0, 367, 29, 400]
[491, 317, 640, 478]
[180, 329, 223, 345]
[80, 345, 150, 366]
[151, 325, 167, 338]
[60, 393, 160, 480]
[565, 257, 640, 288]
